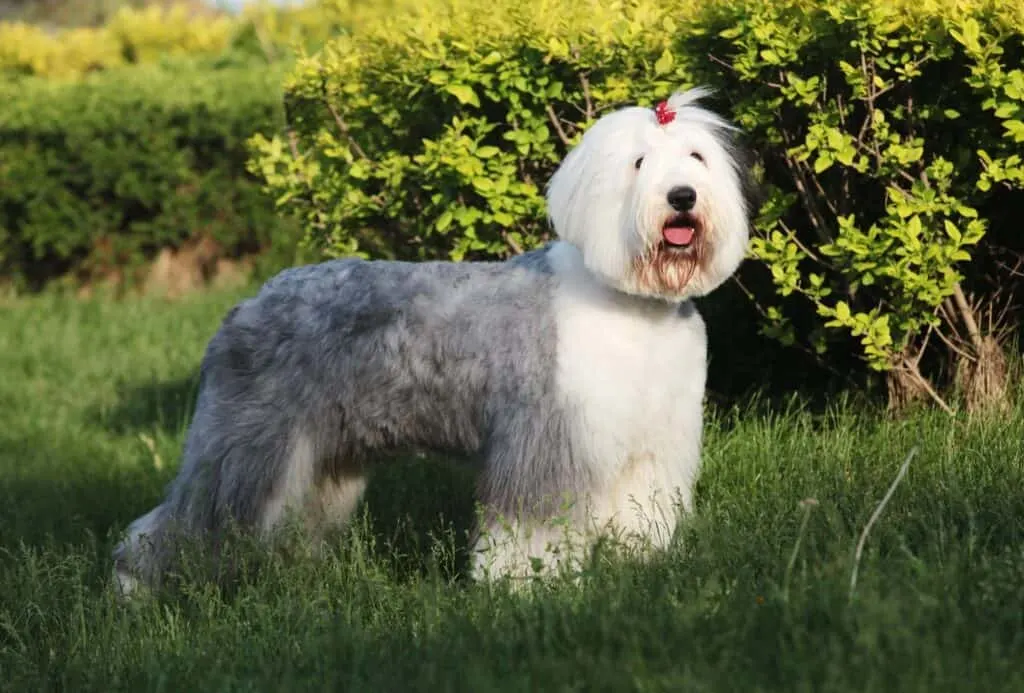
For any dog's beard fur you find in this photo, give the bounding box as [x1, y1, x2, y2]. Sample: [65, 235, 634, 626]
[631, 230, 709, 297]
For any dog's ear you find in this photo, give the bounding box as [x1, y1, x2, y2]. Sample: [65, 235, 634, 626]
[690, 92, 765, 222]
[728, 138, 766, 223]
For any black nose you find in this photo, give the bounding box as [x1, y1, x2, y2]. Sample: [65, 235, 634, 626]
[667, 186, 697, 212]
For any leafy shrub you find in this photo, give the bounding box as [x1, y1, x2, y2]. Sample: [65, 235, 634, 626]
[0, 4, 232, 78]
[106, 3, 235, 63]
[249, 0, 700, 262]
[0, 0, 152, 28]
[0, 1, 348, 80]
[0, 21, 127, 78]
[231, 0, 407, 58]
[250, 0, 1024, 410]
[685, 0, 1024, 411]
[0, 61, 299, 289]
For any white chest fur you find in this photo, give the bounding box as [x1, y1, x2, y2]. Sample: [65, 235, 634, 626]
[546, 242, 707, 536]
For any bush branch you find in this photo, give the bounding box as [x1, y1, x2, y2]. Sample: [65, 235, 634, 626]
[780, 149, 833, 247]
[951, 283, 985, 355]
[325, 101, 369, 160]
[546, 104, 572, 146]
[579, 70, 594, 121]
[902, 358, 955, 415]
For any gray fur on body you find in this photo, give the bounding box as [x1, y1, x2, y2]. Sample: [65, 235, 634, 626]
[115, 245, 611, 588]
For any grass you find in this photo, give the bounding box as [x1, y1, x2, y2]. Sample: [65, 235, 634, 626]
[1, 287, 1024, 692]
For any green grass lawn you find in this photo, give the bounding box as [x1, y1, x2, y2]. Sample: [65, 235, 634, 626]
[1, 287, 1023, 692]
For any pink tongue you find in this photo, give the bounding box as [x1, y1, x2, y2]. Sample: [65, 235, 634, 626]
[663, 225, 695, 246]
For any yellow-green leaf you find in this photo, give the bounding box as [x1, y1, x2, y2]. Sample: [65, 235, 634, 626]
[654, 50, 674, 76]
[445, 83, 480, 107]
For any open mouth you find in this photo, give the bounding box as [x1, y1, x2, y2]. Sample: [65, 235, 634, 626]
[661, 213, 699, 249]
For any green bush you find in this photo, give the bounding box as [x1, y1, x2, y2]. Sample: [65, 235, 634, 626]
[0, 4, 235, 79]
[683, 0, 1024, 411]
[0, 1, 404, 81]
[0, 60, 299, 289]
[249, 0, 692, 263]
[250, 0, 1024, 410]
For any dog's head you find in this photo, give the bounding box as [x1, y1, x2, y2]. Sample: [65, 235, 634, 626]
[546, 87, 758, 303]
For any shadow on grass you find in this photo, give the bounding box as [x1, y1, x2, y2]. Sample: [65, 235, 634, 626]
[0, 440, 170, 553]
[94, 372, 203, 436]
[0, 443, 480, 589]
[358, 452, 480, 580]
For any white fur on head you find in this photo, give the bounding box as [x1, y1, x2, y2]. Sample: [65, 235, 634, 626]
[546, 87, 754, 303]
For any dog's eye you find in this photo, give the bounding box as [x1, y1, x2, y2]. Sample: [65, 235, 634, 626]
[690, 152, 705, 163]
[634, 156, 644, 170]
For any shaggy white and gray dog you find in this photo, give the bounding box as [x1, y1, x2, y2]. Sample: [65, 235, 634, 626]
[113, 87, 757, 595]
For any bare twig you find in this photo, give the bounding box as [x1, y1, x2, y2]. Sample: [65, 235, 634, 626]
[855, 98, 873, 149]
[906, 92, 916, 141]
[849, 446, 918, 602]
[580, 72, 594, 121]
[779, 149, 833, 247]
[706, 53, 784, 89]
[853, 51, 931, 170]
[325, 101, 369, 160]
[834, 92, 854, 218]
[285, 129, 318, 203]
[930, 318, 978, 364]
[502, 231, 524, 255]
[779, 220, 824, 264]
[910, 323, 935, 369]
[861, 52, 887, 170]
[568, 49, 594, 121]
[836, 91, 847, 130]
[546, 104, 572, 147]
[706, 53, 738, 73]
[850, 140, 919, 186]
[138, 434, 164, 471]
[994, 257, 1024, 278]
[287, 129, 302, 160]
[940, 297, 958, 324]
[775, 126, 839, 247]
[903, 360, 955, 415]
[938, 298, 979, 360]
[951, 283, 985, 355]
[804, 161, 842, 219]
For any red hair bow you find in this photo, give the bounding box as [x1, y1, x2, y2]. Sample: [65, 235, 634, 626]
[655, 100, 675, 125]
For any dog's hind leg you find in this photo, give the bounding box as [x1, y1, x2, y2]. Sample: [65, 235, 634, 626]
[253, 429, 319, 535]
[111, 373, 328, 588]
[256, 435, 369, 538]
[113, 419, 369, 598]
[112, 297, 368, 596]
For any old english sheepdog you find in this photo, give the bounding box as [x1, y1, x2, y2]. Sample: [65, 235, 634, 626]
[113, 87, 757, 595]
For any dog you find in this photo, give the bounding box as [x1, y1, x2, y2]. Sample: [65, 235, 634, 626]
[112, 87, 757, 596]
